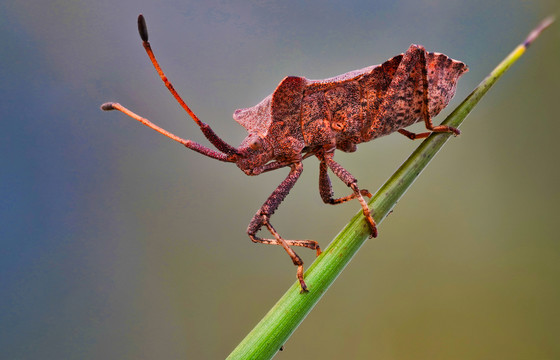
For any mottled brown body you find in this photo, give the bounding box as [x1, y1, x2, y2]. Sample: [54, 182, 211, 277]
[234, 46, 467, 160]
[306, 50, 466, 146]
[102, 15, 468, 293]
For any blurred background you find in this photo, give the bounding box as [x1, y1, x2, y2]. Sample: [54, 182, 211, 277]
[1, 0, 559, 359]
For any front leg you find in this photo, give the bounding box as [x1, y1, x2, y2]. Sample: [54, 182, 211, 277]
[247, 162, 321, 293]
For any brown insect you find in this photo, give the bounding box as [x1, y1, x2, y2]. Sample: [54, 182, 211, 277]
[102, 14, 468, 292]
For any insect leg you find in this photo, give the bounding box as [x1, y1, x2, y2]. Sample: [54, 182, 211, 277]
[247, 162, 321, 292]
[416, 47, 461, 137]
[396, 48, 460, 140]
[397, 128, 431, 140]
[362, 44, 460, 141]
[319, 159, 372, 204]
[320, 152, 377, 238]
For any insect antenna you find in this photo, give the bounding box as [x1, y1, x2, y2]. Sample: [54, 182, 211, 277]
[136, 14, 239, 156]
[100, 102, 233, 162]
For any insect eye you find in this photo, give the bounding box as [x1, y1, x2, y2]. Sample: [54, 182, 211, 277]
[248, 136, 263, 150]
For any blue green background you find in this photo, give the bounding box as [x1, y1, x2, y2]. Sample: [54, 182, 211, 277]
[1, 0, 559, 358]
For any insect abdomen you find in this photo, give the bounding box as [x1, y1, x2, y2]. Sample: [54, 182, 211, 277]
[300, 50, 467, 148]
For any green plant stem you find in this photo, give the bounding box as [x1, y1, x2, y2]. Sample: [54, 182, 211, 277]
[227, 16, 554, 360]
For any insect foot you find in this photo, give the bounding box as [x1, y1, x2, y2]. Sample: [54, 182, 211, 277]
[351, 183, 378, 238]
[248, 215, 322, 293]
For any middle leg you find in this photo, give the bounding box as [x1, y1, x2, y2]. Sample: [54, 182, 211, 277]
[317, 151, 377, 238]
[319, 160, 372, 204]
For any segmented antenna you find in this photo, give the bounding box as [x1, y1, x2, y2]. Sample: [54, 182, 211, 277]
[136, 14, 239, 156]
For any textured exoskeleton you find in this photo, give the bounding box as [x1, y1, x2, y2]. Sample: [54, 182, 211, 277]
[102, 15, 468, 292]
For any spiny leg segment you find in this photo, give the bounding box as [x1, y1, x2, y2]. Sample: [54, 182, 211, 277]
[247, 162, 321, 292]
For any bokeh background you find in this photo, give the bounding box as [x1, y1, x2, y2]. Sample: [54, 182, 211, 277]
[1, 0, 559, 359]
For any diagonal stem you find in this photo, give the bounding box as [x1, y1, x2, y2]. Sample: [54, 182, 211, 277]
[226, 16, 554, 360]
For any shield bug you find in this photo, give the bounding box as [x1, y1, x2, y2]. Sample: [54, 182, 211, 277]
[102, 14, 467, 292]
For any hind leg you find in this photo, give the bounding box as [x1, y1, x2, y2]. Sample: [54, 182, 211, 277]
[363, 44, 460, 141]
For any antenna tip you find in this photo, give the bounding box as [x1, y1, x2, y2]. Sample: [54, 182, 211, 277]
[101, 102, 116, 111]
[138, 14, 148, 42]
